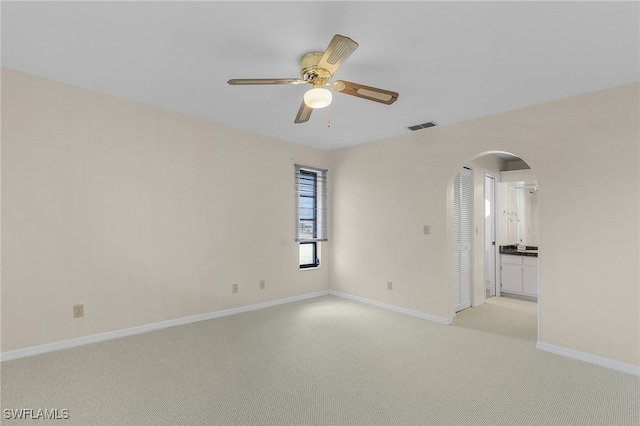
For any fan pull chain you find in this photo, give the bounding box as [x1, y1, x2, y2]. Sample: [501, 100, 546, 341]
[327, 105, 331, 128]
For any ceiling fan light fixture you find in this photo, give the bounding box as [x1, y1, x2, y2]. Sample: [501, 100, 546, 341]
[304, 87, 332, 109]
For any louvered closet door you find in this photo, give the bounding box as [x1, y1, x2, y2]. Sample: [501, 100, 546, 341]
[453, 167, 472, 312]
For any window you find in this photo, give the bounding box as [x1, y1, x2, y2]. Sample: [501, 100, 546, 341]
[295, 165, 327, 268]
[299, 242, 317, 268]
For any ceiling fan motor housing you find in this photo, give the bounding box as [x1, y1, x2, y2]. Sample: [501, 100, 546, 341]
[300, 52, 331, 84]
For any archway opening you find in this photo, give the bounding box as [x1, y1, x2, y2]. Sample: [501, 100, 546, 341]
[447, 151, 540, 343]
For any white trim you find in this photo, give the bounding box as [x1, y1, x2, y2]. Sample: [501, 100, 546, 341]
[329, 290, 454, 325]
[485, 170, 500, 300]
[0, 291, 329, 362]
[471, 299, 486, 308]
[536, 341, 640, 376]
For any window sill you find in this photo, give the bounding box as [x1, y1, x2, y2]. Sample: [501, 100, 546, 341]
[299, 265, 321, 271]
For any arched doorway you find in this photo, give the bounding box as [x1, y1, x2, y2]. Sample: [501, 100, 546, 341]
[448, 151, 540, 342]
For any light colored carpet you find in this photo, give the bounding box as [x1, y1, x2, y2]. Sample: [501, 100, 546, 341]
[1, 295, 638, 425]
[452, 295, 538, 342]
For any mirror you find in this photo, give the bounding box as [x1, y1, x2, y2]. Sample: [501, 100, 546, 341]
[516, 185, 538, 245]
[499, 168, 539, 247]
[500, 182, 538, 246]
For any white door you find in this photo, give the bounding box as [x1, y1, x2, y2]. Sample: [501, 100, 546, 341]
[454, 167, 472, 312]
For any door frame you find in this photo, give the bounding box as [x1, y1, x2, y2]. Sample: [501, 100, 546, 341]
[485, 170, 501, 298]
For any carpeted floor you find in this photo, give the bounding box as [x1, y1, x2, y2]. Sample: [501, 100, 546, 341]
[452, 295, 538, 341]
[1, 295, 638, 425]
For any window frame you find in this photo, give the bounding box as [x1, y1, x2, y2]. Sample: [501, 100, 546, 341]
[299, 241, 319, 269]
[295, 165, 327, 269]
[298, 169, 318, 241]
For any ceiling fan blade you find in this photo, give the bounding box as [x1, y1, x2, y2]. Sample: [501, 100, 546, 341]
[294, 100, 312, 124]
[317, 34, 359, 76]
[227, 78, 304, 85]
[332, 80, 399, 105]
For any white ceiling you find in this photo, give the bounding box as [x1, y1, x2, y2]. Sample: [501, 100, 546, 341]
[2, 1, 639, 151]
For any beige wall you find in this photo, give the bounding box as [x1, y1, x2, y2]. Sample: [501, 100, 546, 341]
[2, 69, 639, 369]
[329, 83, 640, 367]
[1, 69, 329, 352]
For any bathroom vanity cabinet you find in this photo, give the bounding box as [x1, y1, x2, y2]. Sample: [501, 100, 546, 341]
[500, 253, 538, 299]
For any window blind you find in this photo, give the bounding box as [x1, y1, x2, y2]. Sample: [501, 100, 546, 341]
[295, 164, 327, 242]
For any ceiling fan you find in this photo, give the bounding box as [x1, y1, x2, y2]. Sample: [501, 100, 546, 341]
[227, 34, 399, 124]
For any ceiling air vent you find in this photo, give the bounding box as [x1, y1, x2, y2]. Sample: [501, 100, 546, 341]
[407, 121, 437, 131]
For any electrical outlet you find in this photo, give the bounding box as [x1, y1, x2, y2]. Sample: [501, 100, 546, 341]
[387, 281, 393, 291]
[73, 304, 84, 318]
[232, 284, 238, 294]
[423, 225, 430, 235]
[260, 280, 265, 290]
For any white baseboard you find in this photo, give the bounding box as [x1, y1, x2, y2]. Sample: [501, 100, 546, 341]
[329, 290, 454, 325]
[472, 300, 486, 308]
[6, 291, 635, 377]
[536, 341, 640, 376]
[0, 290, 330, 362]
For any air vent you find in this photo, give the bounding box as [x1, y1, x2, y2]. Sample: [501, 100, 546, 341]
[407, 121, 437, 131]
